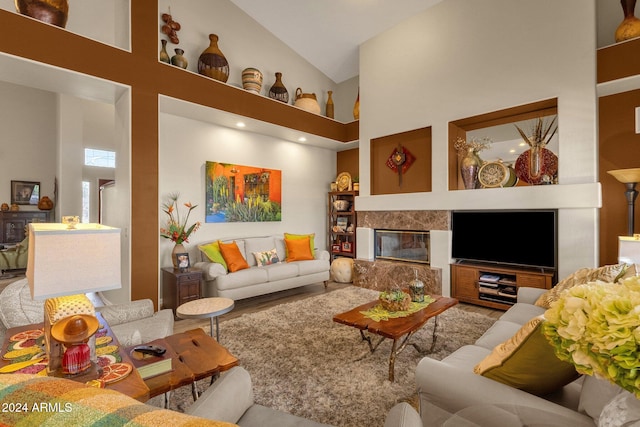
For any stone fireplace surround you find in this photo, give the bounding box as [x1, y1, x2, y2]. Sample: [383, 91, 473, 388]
[353, 210, 449, 295]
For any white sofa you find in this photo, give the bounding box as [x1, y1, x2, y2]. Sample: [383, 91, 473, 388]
[194, 235, 330, 300]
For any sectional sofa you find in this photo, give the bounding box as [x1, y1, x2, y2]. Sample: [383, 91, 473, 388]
[385, 264, 640, 427]
[193, 235, 330, 300]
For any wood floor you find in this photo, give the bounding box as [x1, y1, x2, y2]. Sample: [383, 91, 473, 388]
[173, 281, 503, 334]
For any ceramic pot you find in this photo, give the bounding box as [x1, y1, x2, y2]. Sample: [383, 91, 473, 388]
[38, 196, 53, 210]
[171, 48, 188, 69]
[326, 90, 334, 119]
[242, 68, 263, 93]
[616, 0, 640, 42]
[294, 88, 321, 114]
[460, 148, 481, 189]
[171, 243, 185, 269]
[159, 39, 170, 64]
[10, 204, 19, 212]
[198, 34, 229, 82]
[0, 203, 8, 212]
[15, 0, 68, 28]
[268, 72, 289, 103]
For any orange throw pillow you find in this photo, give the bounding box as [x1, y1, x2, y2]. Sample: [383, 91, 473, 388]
[218, 241, 249, 272]
[285, 236, 314, 262]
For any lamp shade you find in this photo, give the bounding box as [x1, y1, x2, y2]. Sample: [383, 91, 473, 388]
[607, 168, 640, 184]
[26, 223, 121, 299]
[619, 235, 640, 264]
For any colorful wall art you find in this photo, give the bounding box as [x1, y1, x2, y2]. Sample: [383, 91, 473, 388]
[205, 161, 282, 223]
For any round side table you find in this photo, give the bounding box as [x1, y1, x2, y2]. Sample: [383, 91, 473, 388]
[176, 297, 235, 341]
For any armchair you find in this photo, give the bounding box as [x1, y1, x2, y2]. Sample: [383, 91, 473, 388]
[0, 237, 28, 275]
[0, 278, 173, 346]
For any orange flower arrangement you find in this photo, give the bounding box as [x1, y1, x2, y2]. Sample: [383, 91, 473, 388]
[160, 193, 200, 244]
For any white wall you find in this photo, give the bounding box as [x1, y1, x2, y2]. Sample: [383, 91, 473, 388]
[157, 0, 348, 119]
[0, 82, 57, 211]
[0, 0, 127, 49]
[357, 0, 600, 290]
[159, 112, 336, 270]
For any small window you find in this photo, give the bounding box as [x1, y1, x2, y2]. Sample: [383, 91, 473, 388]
[84, 148, 116, 168]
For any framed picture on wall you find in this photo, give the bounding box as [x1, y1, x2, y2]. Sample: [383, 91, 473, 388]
[11, 180, 40, 205]
[175, 253, 190, 271]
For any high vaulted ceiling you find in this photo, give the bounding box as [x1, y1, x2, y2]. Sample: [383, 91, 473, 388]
[228, 0, 443, 84]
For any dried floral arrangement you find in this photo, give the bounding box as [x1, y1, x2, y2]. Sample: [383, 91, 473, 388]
[453, 137, 492, 157]
[515, 116, 557, 148]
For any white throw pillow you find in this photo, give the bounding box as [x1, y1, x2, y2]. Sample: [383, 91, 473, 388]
[599, 390, 640, 427]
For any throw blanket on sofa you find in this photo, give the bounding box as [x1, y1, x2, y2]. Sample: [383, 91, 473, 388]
[0, 374, 236, 426]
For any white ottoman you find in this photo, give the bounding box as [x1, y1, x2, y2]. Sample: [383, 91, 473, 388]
[330, 258, 354, 283]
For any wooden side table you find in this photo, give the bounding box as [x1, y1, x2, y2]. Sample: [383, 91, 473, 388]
[161, 267, 202, 313]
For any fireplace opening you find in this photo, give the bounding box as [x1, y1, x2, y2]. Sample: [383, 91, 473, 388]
[375, 229, 429, 264]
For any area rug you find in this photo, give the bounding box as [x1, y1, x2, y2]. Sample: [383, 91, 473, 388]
[162, 286, 496, 426]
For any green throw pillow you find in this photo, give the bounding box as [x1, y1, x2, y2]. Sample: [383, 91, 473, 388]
[473, 316, 579, 396]
[198, 241, 228, 271]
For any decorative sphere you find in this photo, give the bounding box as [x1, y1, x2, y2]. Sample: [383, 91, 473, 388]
[331, 258, 354, 283]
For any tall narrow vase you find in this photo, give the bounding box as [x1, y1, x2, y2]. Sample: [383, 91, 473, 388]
[326, 91, 335, 119]
[616, 0, 640, 42]
[15, 0, 68, 28]
[460, 148, 481, 189]
[198, 34, 229, 82]
[159, 39, 170, 64]
[353, 89, 360, 120]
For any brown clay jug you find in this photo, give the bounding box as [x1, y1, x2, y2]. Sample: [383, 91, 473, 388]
[616, 0, 640, 42]
[268, 72, 289, 103]
[294, 88, 321, 114]
[15, 0, 68, 28]
[38, 196, 53, 210]
[198, 34, 229, 82]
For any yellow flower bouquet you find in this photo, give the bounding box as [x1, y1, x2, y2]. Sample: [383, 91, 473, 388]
[542, 276, 640, 396]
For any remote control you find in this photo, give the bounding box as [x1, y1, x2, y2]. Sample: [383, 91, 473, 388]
[132, 345, 166, 356]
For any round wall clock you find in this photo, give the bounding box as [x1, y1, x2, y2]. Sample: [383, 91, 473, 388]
[336, 172, 352, 191]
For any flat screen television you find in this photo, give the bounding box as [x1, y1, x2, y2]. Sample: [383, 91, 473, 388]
[451, 210, 557, 270]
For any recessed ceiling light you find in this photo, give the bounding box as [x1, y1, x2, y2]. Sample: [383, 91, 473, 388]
[509, 149, 516, 153]
[298, 137, 307, 142]
[518, 142, 526, 147]
[236, 122, 246, 128]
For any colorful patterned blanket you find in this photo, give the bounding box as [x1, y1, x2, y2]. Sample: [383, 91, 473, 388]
[0, 373, 237, 426]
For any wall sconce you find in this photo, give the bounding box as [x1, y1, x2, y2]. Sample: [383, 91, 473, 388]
[607, 168, 640, 236]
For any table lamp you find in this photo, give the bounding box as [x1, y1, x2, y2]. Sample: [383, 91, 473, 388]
[26, 222, 121, 380]
[619, 234, 640, 264]
[607, 168, 640, 236]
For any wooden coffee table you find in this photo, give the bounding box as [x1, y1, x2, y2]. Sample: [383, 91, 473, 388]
[126, 328, 239, 403]
[333, 294, 458, 381]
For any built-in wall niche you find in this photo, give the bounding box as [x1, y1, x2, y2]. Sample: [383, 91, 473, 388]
[370, 127, 432, 195]
[448, 98, 558, 190]
[0, 2, 130, 51]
